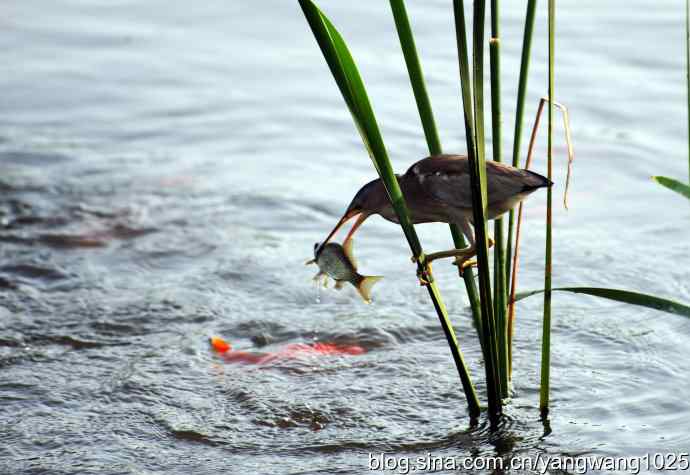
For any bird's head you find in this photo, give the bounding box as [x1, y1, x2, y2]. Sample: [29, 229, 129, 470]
[345, 177, 389, 217]
[317, 178, 387, 255]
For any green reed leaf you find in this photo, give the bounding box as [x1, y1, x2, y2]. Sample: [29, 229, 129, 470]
[652, 176, 690, 200]
[515, 287, 690, 319]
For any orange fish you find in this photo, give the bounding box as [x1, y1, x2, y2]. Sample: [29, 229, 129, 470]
[209, 336, 365, 364]
[210, 336, 231, 353]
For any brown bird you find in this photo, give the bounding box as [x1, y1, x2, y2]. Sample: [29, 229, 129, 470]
[319, 154, 551, 269]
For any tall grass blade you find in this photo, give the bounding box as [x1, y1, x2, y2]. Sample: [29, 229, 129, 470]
[472, 0, 502, 415]
[652, 176, 690, 200]
[540, 0, 555, 415]
[514, 287, 690, 319]
[505, 0, 538, 306]
[453, 1, 484, 345]
[454, 0, 502, 420]
[299, 0, 480, 417]
[489, 0, 509, 398]
[389, 0, 441, 156]
[389, 0, 484, 341]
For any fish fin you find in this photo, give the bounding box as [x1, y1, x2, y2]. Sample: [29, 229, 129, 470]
[342, 239, 357, 269]
[355, 275, 383, 303]
[334, 280, 344, 290]
[305, 258, 316, 265]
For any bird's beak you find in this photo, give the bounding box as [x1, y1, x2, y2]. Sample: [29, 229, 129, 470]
[343, 212, 368, 245]
[318, 208, 367, 255]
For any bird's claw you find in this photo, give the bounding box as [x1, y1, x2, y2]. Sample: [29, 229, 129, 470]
[452, 257, 478, 271]
[416, 259, 433, 286]
[417, 270, 432, 286]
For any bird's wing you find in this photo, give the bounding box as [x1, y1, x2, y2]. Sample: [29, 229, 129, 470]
[404, 155, 472, 207]
[406, 155, 545, 207]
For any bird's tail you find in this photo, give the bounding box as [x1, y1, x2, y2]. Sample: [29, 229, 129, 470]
[355, 275, 383, 304]
[521, 169, 553, 191]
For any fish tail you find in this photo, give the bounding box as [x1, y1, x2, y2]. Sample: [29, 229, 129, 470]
[355, 275, 383, 303]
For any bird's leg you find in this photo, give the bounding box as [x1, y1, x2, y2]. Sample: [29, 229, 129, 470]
[425, 248, 475, 264]
[417, 218, 482, 267]
[450, 237, 495, 269]
[428, 220, 492, 269]
[411, 219, 497, 277]
[451, 218, 478, 268]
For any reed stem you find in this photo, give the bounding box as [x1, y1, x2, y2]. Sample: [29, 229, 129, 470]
[539, 0, 555, 415]
[505, 0, 538, 377]
[489, 0, 509, 399]
[454, 0, 502, 420]
[389, 0, 441, 156]
[473, 0, 502, 419]
[451, 227, 484, 338]
[509, 0, 538, 172]
[389, 0, 484, 346]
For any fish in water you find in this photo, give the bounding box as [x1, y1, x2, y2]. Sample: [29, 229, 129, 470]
[306, 240, 382, 303]
[209, 335, 366, 364]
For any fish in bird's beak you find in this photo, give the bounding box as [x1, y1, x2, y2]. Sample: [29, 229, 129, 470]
[306, 240, 382, 303]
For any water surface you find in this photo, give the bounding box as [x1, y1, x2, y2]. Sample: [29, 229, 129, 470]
[2, 1, 690, 473]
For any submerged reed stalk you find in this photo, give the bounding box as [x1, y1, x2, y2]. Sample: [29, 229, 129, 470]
[539, 0, 556, 415]
[489, 0, 509, 399]
[473, 0, 503, 417]
[453, 0, 502, 420]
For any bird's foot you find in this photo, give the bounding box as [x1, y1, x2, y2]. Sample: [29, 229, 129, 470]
[416, 261, 433, 286]
[453, 257, 477, 271]
[412, 254, 433, 285]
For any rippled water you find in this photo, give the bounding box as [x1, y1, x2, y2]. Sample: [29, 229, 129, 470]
[2, 1, 690, 474]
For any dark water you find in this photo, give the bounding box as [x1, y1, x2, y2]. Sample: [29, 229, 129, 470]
[2, 1, 690, 474]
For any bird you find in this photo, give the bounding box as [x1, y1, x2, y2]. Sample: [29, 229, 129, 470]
[318, 154, 552, 270]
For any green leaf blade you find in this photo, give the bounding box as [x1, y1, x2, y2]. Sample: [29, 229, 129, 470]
[652, 176, 690, 200]
[515, 287, 690, 318]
